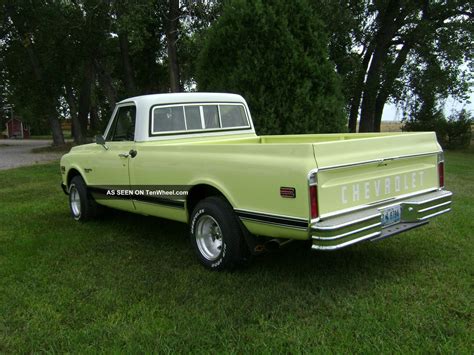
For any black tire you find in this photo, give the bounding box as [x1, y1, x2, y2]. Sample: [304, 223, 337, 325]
[189, 196, 248, 270]
[68, 175, 101, 221]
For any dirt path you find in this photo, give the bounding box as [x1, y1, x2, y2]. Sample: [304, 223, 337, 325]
[0, 139, 64, 170]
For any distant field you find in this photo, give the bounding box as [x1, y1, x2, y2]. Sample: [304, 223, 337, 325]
[380, 121, 403, 132]
[350, 121, 403, 133]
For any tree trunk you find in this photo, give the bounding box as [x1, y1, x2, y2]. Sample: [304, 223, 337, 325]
[94, 59, 117, 111]
[118, 32, 136, 96]
[47, 113, 65, 146]
[5, 5, 65, 145]
[166, 0, 181, 92]
[65, 85, 83, 144]
[359, 0, 402, 132]
[373, 42, 413, 131]
[373, 95, 386, 132]
[348, 87, 362, 133]
[24, 39, 64, 144]
[77, 61, 95, 143]
[359, 51, 388, 132]
[26, 43, 64, 145]
[90, 104, 99, 133]
[348, 44, 375, 132]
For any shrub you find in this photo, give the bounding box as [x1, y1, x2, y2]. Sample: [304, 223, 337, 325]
[444, 110, 472, 149]
[196, 0, 346, 135]
[403, 109, 472, 150]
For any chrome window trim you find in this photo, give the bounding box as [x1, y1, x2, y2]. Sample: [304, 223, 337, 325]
[199, 106, 205, 129]
[103, 102, 136, 141]
[150, 102, 250, 135]
[217, 104, 223, 128]
[182, 106, 188, 131]
[144, 129, 256, 142]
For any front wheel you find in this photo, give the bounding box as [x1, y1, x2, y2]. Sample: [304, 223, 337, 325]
[190, 196, 247, 270]
[68, 175, 101, 221]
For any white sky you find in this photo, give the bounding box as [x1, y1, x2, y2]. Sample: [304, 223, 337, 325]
[382, 92, 474, 121]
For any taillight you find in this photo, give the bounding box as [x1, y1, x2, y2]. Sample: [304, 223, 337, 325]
[438, 153, 445, 188]
[310, 185, 319, 219]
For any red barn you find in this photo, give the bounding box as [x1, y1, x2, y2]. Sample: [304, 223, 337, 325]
[5, 118, 30, 139]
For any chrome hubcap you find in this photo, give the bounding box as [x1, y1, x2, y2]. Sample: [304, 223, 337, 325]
[70, 186, 81, 217]
[195, 215, 223, 261]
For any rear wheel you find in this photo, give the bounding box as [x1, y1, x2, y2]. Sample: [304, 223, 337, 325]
[68, 175, 101, 221]
[190, 196, 247, 270]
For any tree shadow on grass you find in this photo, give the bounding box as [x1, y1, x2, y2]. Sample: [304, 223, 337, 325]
[94, 209, 423, 297]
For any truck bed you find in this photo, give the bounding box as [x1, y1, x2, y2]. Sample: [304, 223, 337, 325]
[142, 131, 441, 218]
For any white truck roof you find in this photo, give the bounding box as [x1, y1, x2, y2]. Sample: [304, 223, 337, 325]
[119, 92, 247, 106]
[112, 92, 255, 142]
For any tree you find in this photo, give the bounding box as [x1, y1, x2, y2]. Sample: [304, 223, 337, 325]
[196, 0, 346, 134]
[401, 57, 472, 149]
[319, 0, 473, 132]
[2, 1, 66, 145]
[166, 0, 181, 92]
[163, 0, 222, 92]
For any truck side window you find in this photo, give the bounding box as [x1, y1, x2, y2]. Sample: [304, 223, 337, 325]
[185, 106, 202, 130]
[108, 105, 136, 141]
[202, 105, 220, 129]
[154, 106, 186, 132]
[151, 103, 249, 134]
[220, 105, 248, 128]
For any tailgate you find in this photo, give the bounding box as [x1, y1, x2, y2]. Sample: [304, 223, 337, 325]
[312, 132, 442, 217]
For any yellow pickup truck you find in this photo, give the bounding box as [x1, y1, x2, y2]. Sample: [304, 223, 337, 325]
[60, 93, 452, 270]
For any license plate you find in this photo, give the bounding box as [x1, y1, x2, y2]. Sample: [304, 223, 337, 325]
[380, 205, 401, 227]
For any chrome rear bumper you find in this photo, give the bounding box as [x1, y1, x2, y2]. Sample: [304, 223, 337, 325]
[311, 189, 452, 250]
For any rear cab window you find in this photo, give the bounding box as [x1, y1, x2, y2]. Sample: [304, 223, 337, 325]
[150, 103, 249, 135]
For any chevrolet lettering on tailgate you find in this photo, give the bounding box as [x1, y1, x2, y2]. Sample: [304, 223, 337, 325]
[60, 93, 452, 270]
[341, 171, 428, 204]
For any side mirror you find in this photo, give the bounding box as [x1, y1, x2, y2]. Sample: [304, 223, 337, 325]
[96, 135, 108, 150]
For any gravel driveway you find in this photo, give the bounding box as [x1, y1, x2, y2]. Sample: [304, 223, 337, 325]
[0, 139, 64, 170]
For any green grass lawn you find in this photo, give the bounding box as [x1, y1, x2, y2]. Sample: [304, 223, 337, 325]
[0, 151, 472, 353]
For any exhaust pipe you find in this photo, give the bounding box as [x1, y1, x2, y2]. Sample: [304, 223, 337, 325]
[264, 238, 292, 252]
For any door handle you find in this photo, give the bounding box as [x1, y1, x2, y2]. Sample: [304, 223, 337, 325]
[118, 150, 137, 158]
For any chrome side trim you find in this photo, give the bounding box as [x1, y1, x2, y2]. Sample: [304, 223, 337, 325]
[418, 208, 451, 221]
[312, 222, 381, 241]
[407, 191, 453, 205]
[317, 151, 441, 171]
[235, 209, 308, 230]
[418, 201, 451, 213]
[313, 213, 380, 231]
[234, 208, 306, 222]
[311, 189, 452, 251]
[312, 231, 381, 251]
[239, 218, 308, 230]
[132, 199, 186, 209]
